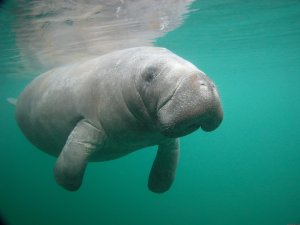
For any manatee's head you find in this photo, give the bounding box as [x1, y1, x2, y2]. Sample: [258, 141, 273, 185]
[157, 69, 223, 138]
[136, 53, 223, 138]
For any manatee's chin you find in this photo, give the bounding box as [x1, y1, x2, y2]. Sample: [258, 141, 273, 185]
[161, 117, 222, 138]
[161, 123, 201, 138]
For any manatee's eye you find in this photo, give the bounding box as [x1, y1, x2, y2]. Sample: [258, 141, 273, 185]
[143, 66, 159, 82]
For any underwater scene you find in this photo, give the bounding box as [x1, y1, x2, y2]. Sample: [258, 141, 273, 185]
[1, 0, 300, 225]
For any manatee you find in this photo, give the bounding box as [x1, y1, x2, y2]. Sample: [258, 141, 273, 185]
[15, 47, 223, 193]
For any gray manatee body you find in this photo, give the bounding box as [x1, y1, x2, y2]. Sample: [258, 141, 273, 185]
[16, 47, 223, 193]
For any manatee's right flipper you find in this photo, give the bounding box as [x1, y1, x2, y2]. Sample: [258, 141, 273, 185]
[148, 138, 179, 193]
[54, 119, 106, 191]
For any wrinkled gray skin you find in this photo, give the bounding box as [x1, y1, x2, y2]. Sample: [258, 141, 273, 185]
[16, 47, 223, 193]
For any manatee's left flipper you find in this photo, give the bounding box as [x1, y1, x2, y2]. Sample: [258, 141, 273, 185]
[148, 138, 179, 193]
[54, 119, 106, 191]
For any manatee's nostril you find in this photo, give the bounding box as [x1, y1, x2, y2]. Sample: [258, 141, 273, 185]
[200, 82, 208, 90]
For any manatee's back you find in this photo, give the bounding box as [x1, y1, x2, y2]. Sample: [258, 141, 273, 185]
[16, 67, 84, 157]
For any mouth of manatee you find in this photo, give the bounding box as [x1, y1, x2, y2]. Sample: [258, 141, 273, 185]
[160, 118, 219, 138]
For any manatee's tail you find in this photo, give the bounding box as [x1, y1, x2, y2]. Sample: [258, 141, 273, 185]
[7, 97, 17, 106]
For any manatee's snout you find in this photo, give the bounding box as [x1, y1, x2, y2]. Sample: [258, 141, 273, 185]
[197, 77, 223, 132]
[158, 71, 223, 138]
[199, 106, 223, 132]
[193, 77, 223, 133]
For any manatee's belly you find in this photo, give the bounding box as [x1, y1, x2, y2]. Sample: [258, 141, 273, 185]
[17, 113, 81, 157]
[88, 131, 165, 162]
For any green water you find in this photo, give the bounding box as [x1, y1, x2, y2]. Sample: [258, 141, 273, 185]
[1, 1, 300, 225]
